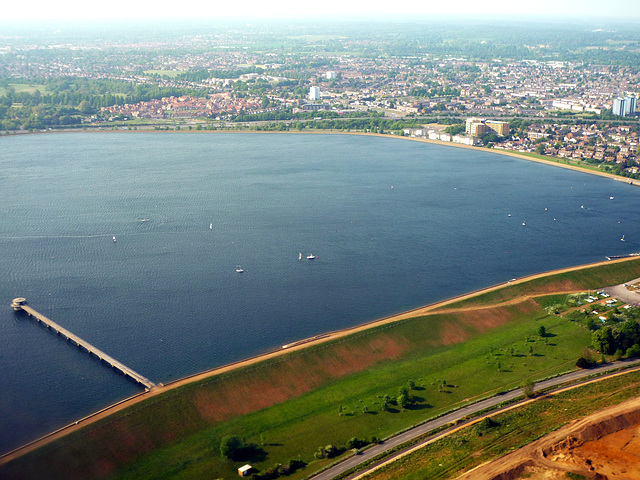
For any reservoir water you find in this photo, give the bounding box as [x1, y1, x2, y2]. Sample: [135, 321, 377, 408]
[1, 132, 639, 453]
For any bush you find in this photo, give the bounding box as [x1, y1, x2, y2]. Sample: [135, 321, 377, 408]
[522, 378, 535, 398]
[625, 344, 640, 358]
[475, 416, 500, 436]
[324, 444, 339, 458]
[220, 435, 244, 459]
[346, 437, 368, 449]
[576, 356, 596, 369]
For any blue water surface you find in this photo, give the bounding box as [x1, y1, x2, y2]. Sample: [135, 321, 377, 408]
[0, 132, 638, 453]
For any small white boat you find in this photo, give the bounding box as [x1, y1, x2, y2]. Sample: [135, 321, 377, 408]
[306, 254, 317, 260]
[236, 265, 244, 273]
[112, 236, 116, 243]
[210, 223, 213, 229]
[610, 196, 615, 200]
[522, 222, 526, 226]
[299, 253, 302, 260]
[621, 235, 626, 242]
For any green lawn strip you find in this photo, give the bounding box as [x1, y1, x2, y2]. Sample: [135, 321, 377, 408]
[438, 258, 640, 309]
[509, 150, 607, 174]
[0, 83, 48, 95]
[363, 370, 640, 480]
[142, 70, 182, 77]
[104, 309, 590, 480]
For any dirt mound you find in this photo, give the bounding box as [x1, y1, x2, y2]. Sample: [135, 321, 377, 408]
[456, 395, 640, 480]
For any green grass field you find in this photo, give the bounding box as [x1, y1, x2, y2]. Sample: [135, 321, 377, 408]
[3, 258, 640, 480]
[438, 258, 640, 309]
[109, 309, 590, 480]
[365, 369, 640, 480]
[0, 83, 47, 96]
[143, 70, 182, 78]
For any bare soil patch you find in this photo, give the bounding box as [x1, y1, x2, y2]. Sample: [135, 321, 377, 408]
[455, 395, 640, 480]
[194, 333, 410, 422]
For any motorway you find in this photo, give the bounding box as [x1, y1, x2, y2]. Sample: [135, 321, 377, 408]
[309, 358, 640, 480]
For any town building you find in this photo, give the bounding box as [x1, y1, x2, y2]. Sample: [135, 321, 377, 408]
[625, 95, 637, 115]
[613, 97, 626, 116]
[309, 86, 321, 101]
[326, 71, 336, 80]
[466, 117, 509, 136]
[465, 118, 487, 136]
[485, 120, 510, 136]
[301, 103, 329, 111]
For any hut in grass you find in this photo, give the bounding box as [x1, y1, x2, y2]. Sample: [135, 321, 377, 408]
[238, 464, 252, 477]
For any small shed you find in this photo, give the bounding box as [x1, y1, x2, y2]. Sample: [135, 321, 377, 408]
[238, 464, 252, 477]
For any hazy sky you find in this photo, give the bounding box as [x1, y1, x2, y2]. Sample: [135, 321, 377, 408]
[3, 0, 640, 22]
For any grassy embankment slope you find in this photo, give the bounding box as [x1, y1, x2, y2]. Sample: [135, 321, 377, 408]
[362, 369, 640, 480]
[2, 258, 640, 480]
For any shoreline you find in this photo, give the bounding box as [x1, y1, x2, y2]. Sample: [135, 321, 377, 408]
[2, 254, 639, 465]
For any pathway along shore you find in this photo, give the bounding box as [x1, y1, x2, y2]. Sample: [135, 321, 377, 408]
[2, 256, 639, 465]
[358, 130, 640, 187]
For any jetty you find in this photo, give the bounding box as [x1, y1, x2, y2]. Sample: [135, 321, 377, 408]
[10, 298, 155, 390]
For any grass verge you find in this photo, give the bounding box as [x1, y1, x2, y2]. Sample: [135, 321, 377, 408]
[362, 369, 640, 480]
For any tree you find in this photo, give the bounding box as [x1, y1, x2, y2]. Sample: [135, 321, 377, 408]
[626, 344, 640, 358]
[324, 445, 338, 458]
[220, 435, 244, 459]
[397, 394, 409, 409]
[78, 100, 94, 115]
[522, 378, 535, 398]
[537, 325, 546, 337]
[592, 325, 615, 354]
[536, 143, 546, 155]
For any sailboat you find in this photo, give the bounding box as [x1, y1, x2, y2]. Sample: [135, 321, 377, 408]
[112, 236, 116, 243]
[306, 253, 317, 260]
[621, 235, 626, 242]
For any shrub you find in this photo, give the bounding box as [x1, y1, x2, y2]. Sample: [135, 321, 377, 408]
[576, 356, 596, 369]
[220, 435, 244, 460]
[325, 444, 338, 458]
[625, 344, 640, 358]
[475, 416, 500, 436]
[522, 378, 535, 398]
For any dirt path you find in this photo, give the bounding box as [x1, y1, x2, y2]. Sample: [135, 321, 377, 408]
[1, 256, 637, 466]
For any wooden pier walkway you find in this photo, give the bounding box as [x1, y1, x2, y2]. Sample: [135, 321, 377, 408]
[11, 298, 155, 390]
